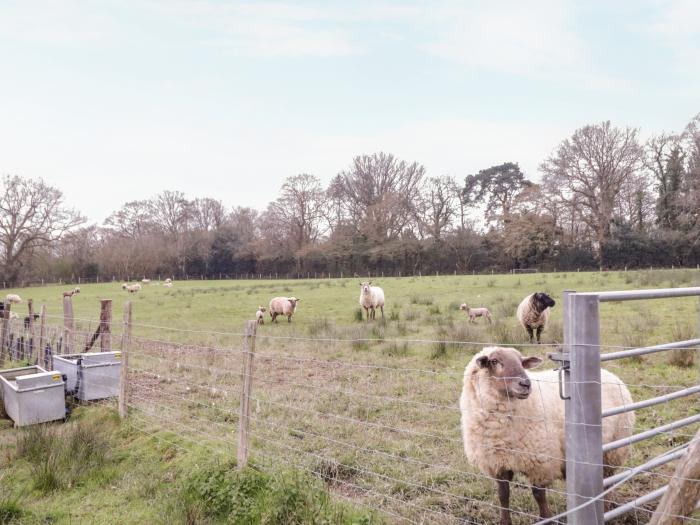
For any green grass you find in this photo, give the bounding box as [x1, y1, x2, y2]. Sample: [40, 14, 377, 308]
[2, 269, 700, 523]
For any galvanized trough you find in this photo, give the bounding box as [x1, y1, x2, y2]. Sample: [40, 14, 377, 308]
[52, 351, 121, 401]
[0, 365, 66, 427]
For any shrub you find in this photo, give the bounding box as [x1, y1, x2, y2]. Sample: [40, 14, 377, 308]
[668, 322, 697, 367]
[353, 308, 364, 323]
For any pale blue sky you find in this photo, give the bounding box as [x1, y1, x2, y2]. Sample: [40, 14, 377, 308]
[1, 0, 698, 222]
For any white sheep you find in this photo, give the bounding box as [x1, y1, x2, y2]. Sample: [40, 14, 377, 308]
[269, 297, 300, 323]
[459, 303, 493, 324]
[164, 278, 172, 284]
[125, 283, 142, 293]
[142, 278, 151, 284]
[4, 294, 21, 304]
[163, 281, 173, 288]
[255, 306, 266, 325]
[460, 346, 634, 524]
[121, 283, 128, 290]
[359, 281, 385, 321]
[517, 292, 555, 343]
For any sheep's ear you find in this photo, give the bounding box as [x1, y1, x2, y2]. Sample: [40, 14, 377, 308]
[295, 298, 301, 302]
[476, 356, 490, 369]
[521, 356, 543, 369]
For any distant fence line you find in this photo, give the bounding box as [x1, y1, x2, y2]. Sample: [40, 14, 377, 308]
[4, 264, 700, 289]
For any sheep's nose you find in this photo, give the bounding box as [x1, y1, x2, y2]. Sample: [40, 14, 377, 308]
[519, 378, 531, 389]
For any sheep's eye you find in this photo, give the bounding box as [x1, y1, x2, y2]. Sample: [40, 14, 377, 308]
[489, 359, 498, 366]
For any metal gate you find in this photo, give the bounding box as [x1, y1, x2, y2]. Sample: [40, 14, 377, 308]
[555, 287, 700, 524]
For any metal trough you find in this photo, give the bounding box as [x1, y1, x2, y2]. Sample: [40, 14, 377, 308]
[52, 352, 121, 401]
[0, 365, 66, 427]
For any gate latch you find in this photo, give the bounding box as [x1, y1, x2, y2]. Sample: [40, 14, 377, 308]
[547, 351, 570, 400]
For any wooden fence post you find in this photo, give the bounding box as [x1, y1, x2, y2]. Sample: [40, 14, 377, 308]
[237, 320, 257, 469]
[0, 303, 10, 365]
[37, 305, 47, 367]
[649, 427, 700, 525]
[27, 299, 35, 359]
[63, 296, 74, 354]
[118, 301, 132, 419]
[100, 300, 112, 352]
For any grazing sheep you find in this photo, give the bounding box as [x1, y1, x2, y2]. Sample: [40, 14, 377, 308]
[125, 283, 142, 293]
[517, 292, 555, 343]
[256, 306, 266, 325]
[359, 282, 385, 321]
[163, 281, 173, 288]
[459, 303, 493, 324]
[121, 283, 128, 290]
[142, 278, 151, 284]
[460, 346, 634, 525]
[63, 287, 81, 298]
[5, 294, 21, 305]
[269, 297, 301, 323]
[164, 278, 172, 284]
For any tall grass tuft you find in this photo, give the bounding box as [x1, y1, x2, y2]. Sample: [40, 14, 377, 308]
[668, 321, 697, 367]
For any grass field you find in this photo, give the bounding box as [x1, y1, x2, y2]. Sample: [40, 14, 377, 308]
[1, 269, 700, 524]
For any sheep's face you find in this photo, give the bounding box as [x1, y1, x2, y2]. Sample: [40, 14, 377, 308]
[360, 281, 373, 294]
[459, 303, 468, 311]
[476, 347, 543, 400]
[288, 298, 300, 308]
[534, 292, 555, 311]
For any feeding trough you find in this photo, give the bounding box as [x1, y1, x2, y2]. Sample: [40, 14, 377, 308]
[52, 351, 121, 401]
[0, 365, 66, 427]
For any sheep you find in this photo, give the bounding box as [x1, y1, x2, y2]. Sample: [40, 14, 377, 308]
[163, 281, 173, 288]
[459, 303, 493, 324]
[164, 278, 172, 284]
[9, 312, 18, 320]
[5, 294, 21, 305]
[269, 297, 301, 323]
[142, 278, 151, 284]
[125, 283, 142, 293]
[63, 287, 81, 298]
[255, 306, 266, 325]
[460, 346, 634, 525]
[359, 281, 385, 321]
[517, 292, 555, 343]
[121, 283, 128, 290]
[23, 313, 40, 329]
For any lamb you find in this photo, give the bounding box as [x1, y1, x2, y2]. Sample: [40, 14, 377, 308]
[255, 306, 266, 325]
[359, 281, 385, 321]
[460, 346, 634, 525]
[5, 294, 21, 305]
[517, 292, 555, 343]
[459, 303, 493, 324]
[63, 287, 81, 298]
[269, 297, 300, 323]
[164, 278, 172, 284]
[163, 281, 173, 288]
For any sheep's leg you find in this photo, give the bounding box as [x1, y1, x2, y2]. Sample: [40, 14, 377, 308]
[272, 313, 278, 323]
[370, 307, 375, 321]
[364, 307, 370, 321]
[536, 326, 543, 344]
[526, 326, 534, 343]
[380, 305, 384, 319]
[496, 470, 514, 525]
[531, 486, 551, 519]
[287, 314, 292, 323]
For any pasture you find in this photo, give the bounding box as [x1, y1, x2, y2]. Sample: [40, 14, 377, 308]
[1, 269, 700, 524]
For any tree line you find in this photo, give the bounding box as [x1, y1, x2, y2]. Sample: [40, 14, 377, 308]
[2, 115, 699, 284]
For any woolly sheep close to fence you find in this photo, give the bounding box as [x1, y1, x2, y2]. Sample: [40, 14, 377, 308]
[459, 346, 634, 525]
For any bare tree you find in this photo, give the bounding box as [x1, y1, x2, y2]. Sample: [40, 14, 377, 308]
[267, 174, 327, 252]
[418, 176, 458, 240]
[0, 175, 84, 282]
[191, 197, 226, 231]
[540, 121, 644, 260]
[335, 152, 425, 241]
[104, 200, 154, 237]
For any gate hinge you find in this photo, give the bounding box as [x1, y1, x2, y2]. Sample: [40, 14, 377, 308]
[547, 351, 570, 400]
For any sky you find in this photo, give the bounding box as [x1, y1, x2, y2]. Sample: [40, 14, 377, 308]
[1, 0, 699, 223]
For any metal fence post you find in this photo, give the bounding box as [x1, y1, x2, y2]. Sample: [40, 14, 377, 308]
[237, 320, 257, 468]
[566, 293, 604, 524]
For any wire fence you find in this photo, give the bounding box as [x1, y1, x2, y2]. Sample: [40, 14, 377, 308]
[2, 296, 700, 524]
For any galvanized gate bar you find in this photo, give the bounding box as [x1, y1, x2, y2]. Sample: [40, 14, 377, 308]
[604, 484, 669, 521]
[603, 413, 700, 452]
[601, 338, 700, 362]
[603, 447, 687, 487]
[602, 385, 700, 417]
[578, 287, 700, 302]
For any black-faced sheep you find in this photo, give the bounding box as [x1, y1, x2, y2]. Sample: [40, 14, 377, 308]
[359, 282, 385, 321]
[269, 297, 300, 323]
[460, 346, 634, 525]
[459, 303, 493, 324]
[517, 292, 555, 343]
